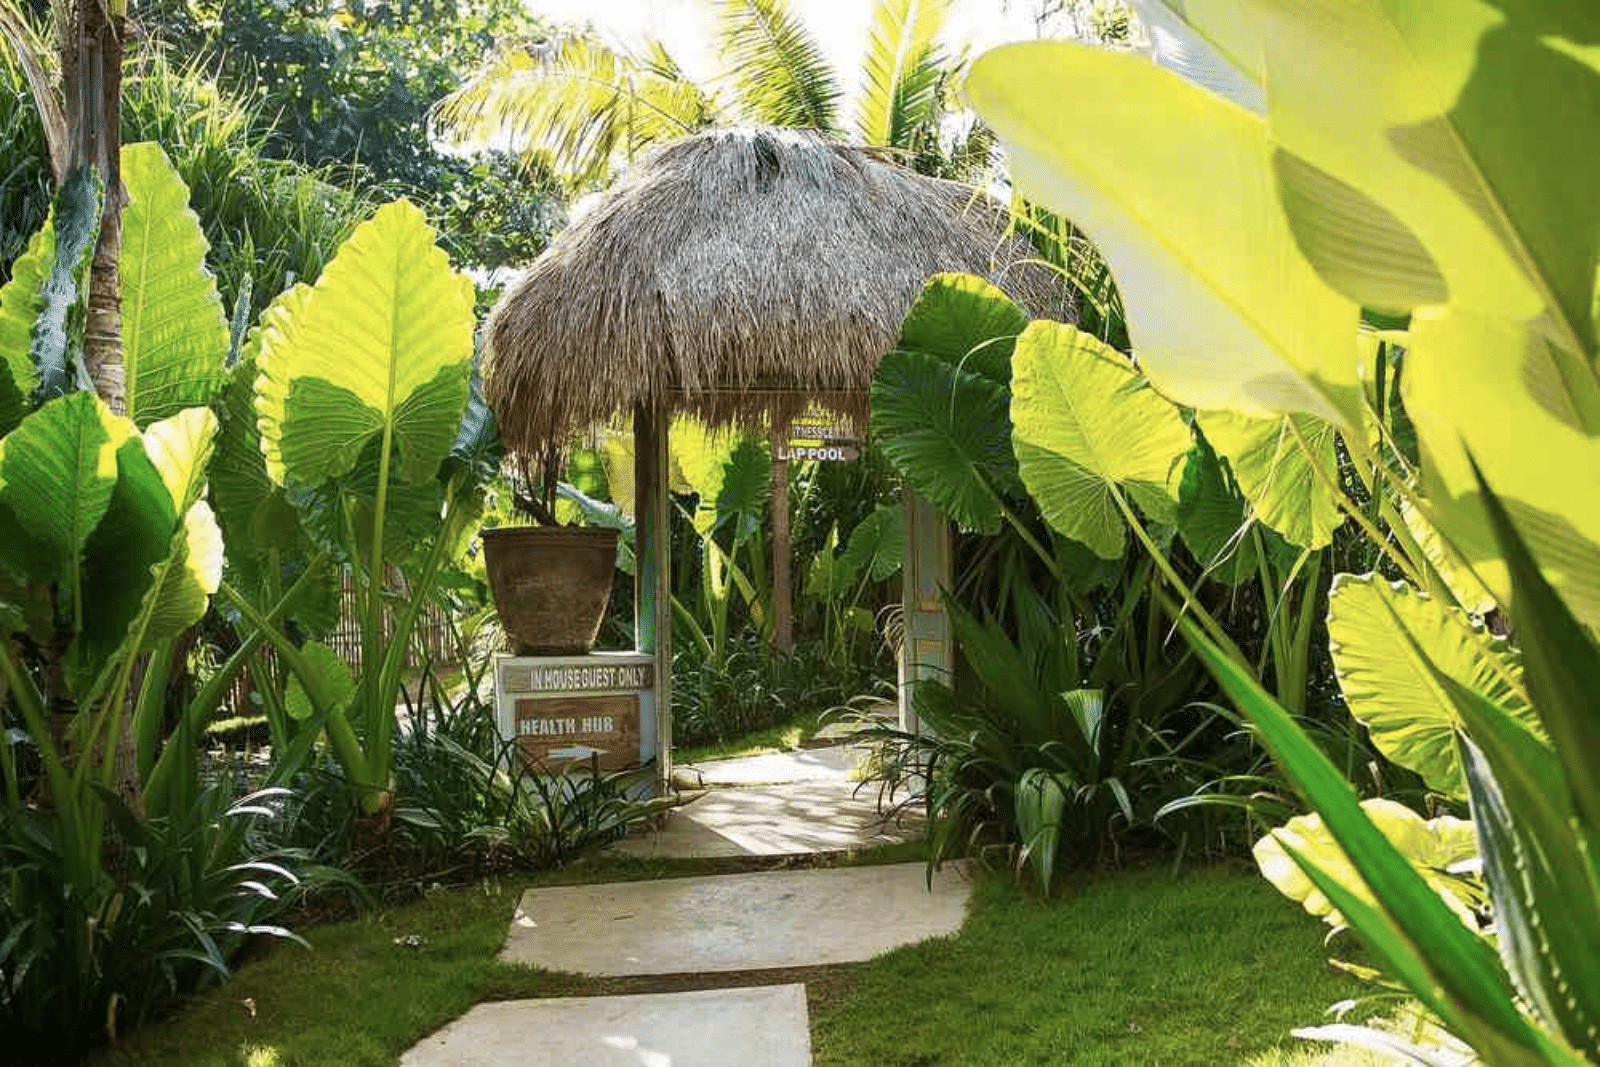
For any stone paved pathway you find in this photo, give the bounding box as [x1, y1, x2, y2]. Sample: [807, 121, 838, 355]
[400, 740, 961, 1066]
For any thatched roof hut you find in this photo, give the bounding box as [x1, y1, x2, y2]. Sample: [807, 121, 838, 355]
[484, 126, 1069, 460]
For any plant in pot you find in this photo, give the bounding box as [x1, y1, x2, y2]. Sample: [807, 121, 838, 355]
[481, 448, 624, 657]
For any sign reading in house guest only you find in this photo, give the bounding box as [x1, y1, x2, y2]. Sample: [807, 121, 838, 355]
[499, 662, 654, 694]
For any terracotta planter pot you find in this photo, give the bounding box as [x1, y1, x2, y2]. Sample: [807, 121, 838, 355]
[481, 526, 620, 655]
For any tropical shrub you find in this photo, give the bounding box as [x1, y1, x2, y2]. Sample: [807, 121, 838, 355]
[966, 6, 1600, 1062]
[0, 144, 303, 1056]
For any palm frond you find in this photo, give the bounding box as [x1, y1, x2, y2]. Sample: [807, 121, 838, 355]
[0, 0, 67, 182]
[856, 0, 953, 150]
[718, 0, 842, 132]
[432, 33, 719, 188]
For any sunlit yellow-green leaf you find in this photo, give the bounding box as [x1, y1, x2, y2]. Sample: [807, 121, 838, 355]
[1399, 497, 1497, 616]
[0, 223, 52, 435]
[118, 142, 229, 426]
[1196, 410, 1342, 550]
[0, 392, 131, 603]
[1329, 574, 1536, 798]
[1244, 0, 1600, 356]
[1255, 798, 1480, 929]
[1403, 310, 1600, 630]
[255, 201, 474, 489]
[967, 42, 1362, 426]
[1011, 321, 1191, 558]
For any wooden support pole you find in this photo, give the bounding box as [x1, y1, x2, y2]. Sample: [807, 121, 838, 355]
[898, 487, 952, 734]
[770, 440, 793, 654]
[633, 404, 673, 784]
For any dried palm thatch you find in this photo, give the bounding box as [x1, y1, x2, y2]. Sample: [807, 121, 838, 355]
[485, 126, 1071, 461]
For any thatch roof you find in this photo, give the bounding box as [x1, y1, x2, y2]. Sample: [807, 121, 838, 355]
[484, 126, 1071, 460]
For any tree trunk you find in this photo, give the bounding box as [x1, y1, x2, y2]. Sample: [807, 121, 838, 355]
[62, 0, 136, 815]
[62, 0, 126, 413]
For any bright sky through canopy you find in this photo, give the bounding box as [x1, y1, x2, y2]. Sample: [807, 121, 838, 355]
[523, 0, 1057, 105]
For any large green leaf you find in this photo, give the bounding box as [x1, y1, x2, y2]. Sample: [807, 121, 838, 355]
[30, 165, 101, 399]
[76, 408, 221, 687]
[0, 392, 131, 613]
[255, 200, 474, 489]
[671, 420, 770, 541]
[1328, 574, 1535, 799]
[1403, 310, 1600, 630]
[870, 349, 1015, 533]
[1398, 497, 1497, 616]
[838, 502, 905, 583]
[1254, 797, 1480, 928]
[1175, 435, 1258, 586]
[1010, 321, 1191, 559]
[1196, 410, 1343, 550]
[0, 223, 51, 436]
[1176, 613, 1547, 1065]
[118, 142, 229, 427]
[897, 273, 1028, 388]
[285, 641, 355, 722]
[966, 42, 1363, 426]
[1239, 0, 1600, 357]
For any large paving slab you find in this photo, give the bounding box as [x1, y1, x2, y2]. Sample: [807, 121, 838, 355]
[502, 861, 970, 975]
[400, 985, 810, 1067]
[611, 780, 918, 859]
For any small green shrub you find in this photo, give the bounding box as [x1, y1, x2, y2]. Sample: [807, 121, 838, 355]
[0, 781, 302, 1064]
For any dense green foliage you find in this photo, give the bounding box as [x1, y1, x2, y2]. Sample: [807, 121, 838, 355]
[966, 4, 1600, 1062]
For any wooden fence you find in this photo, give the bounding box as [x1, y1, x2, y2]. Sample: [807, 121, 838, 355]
[223, 566, 458, 719]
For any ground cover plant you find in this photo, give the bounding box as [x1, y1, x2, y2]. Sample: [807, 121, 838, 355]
[89, 859, 1363, 1067]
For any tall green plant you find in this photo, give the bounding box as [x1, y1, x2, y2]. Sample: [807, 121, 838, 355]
[232, 199, 482, 819]
[0, 142, 303, 1053]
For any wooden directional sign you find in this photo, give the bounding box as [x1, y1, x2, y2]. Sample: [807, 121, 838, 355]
[514, 694, 641, 771]
[780, 407, 859, 462]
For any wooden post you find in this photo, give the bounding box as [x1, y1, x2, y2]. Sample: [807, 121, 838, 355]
[898, 487, 952, 734]
[770, 438, 793, 654]
[633, 404, 673, 784]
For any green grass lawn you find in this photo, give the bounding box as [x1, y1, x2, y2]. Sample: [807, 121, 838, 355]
[672, 708, 827, 765]
[91, 857, 1365, 1066]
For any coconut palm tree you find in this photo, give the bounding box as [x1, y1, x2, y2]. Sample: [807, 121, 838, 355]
[433, 0, 994, 188]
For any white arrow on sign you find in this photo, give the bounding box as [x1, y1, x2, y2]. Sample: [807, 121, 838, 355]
[547, 745, 607, 761]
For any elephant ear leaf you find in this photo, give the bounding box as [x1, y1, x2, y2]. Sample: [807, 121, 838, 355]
[76, 407, 222, 692]
[870, 274, 1029, 534]
[897, 272, 1029, 388]
[1328, 574, 1536, 799]
[1196, 410, 1343, 551]
[118, 141, 229, 427]
[871, 350, 1016, 533]
[29, 165, 101, 399]
[0, 223, 52, 437]
[255, 201, 475, 489]
[1010, 320, 1191, 559]
[0, 392, 132, 617]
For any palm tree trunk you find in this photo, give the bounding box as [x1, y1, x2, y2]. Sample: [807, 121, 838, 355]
[62, 0, 126, 413]
[62, 0, 137, 818]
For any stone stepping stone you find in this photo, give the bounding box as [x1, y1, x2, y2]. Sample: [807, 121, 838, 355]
[501, 862, 970, 976]
[610, 780, 919, 859]
[400, 985, 811, 1067]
